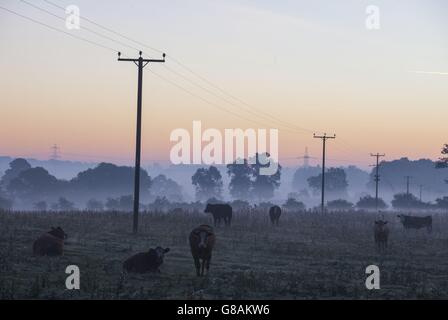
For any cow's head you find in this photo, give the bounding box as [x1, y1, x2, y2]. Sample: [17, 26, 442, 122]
[49, 226, 67, 240]
[154, 246, 170, 261]
[195, 227, 214, 249]
[375, 220, 388, 230]
[204, 203, 212, 213]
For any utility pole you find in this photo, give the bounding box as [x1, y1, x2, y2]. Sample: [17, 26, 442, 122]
[313, 133, 336, 213]
[117, 51, 165, 234]
[303, 147, 310, 168]
[50, 144, 60, 160]
[405, 176, 412, 195]
[370, 153, 385, 211]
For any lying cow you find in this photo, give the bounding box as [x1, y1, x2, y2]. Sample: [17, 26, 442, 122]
[204, 203, 232, 227]
[374, 220, 389, 251]
[269, 206, 281, 226]
[123, 246, 170, 273]
[33, 226, 67, 256]
[397, 214, 432, 233]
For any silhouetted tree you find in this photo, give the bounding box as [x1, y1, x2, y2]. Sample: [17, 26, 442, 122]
[149, 174, 183, 202]
[327, 199, 354, 210]
[7, 167, 64, 201]
[227, 159, 253, 199]
[308, 168, 348, 197]
[292, 166, 320, 192]
[0, 194, 13, 210]
[250, 153, 281, 200]
[0, 158, 31, 189]
[436, 196, 448, 210]
[34, 201, 48, 211]
[53, 197, 75, 211]
[191, 166, 223, 201]
[356, 195, 387, 210]
[391, 193, 429, 209]
[86, 199, 104, 211]
[70, 163, 151, 200]
[282, 198, 306, 211]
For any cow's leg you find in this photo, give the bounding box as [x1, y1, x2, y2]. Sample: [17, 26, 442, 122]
[201, 258, 205, 276]
[194, 257, 200, 276]
[206, 255, 211, 274]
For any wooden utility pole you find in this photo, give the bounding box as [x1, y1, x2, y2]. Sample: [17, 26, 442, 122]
[313, 133, 336, 213]
[117, 51, 165, 234]
[370, 153, 385, 210]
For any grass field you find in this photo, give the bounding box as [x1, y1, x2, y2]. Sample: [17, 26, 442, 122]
[1, 209, 448, 299]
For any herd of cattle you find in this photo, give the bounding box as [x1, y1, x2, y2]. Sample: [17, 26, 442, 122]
[32, 204, 434, 276]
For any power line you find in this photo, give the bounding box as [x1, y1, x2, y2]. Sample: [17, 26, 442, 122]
[0, 5, 119, 53]
[42, 0, 319, 134]
[19, 0, 142, 54]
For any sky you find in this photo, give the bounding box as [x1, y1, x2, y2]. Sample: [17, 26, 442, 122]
[0, 0, 447, 169]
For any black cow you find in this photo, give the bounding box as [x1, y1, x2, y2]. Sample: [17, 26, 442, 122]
[269, 206, 281, 225]
[397, 215, 432, 232]
[204, 203, 232, 227]
[123, 246, 170, 273]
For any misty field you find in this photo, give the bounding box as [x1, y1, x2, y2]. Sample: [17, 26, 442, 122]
[1, 209, 448, 299]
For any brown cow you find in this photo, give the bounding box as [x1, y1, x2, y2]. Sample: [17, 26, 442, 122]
[269, 206, 281, 225]
[123, 246, 170, 273]
[189, 225, 215, 276]
[374, 220, 389, 251]
[33, 227, 67, 256]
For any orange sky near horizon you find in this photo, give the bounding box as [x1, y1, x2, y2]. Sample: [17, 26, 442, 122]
[0, 0, 447, 169]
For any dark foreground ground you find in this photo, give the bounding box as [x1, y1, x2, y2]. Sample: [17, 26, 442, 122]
[1, 209, 448, 299]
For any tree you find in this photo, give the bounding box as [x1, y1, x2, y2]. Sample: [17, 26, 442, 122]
[105, 197, 120, 210]
[435, 197, 448, 210]
[70, 162, 151, 201]
[227, 159, 253, 199]
[191, 166, 223, 201]
[308, 167, 348, 197]
[149, 175, 183, 202]
[292, 166, 320, 192]
[356, 195, 387, 210]
[86, 199, 104, 211]
[52, 197, 75, 211]
[0, 195, 13, 210]
[106, 195, 134, 211]
[282, 198, 306, 212]
[436, 144, 448, 169]
[34, 201, 48, 211]
[250, 153, 281, 200]
[0, 158, 31, 188]
[327, 199, 354, 210]
[391, 193, 429, 209]
[7, 167, 63, 201]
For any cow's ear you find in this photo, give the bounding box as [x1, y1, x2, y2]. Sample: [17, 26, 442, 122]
[164, 248, 170, 253]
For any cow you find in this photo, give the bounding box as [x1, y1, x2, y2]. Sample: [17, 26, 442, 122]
[33, 226, 67, 256]
[123, 246, 170, 273]
[189, 225, 216, 276]
[397, 214, 432, 233]
[269, 205, 281, 226]
[374, 220, 389, 251]
[204, 203, 232, 227]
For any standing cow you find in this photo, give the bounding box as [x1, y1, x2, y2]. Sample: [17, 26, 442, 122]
[204, 203, 232, 227]
[269, 205, 281, 226]
[397, 215, 432, 233]
[33, 227, 67, 256]
[189, 225, 216, 276]
[374, 220, 389, 251]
